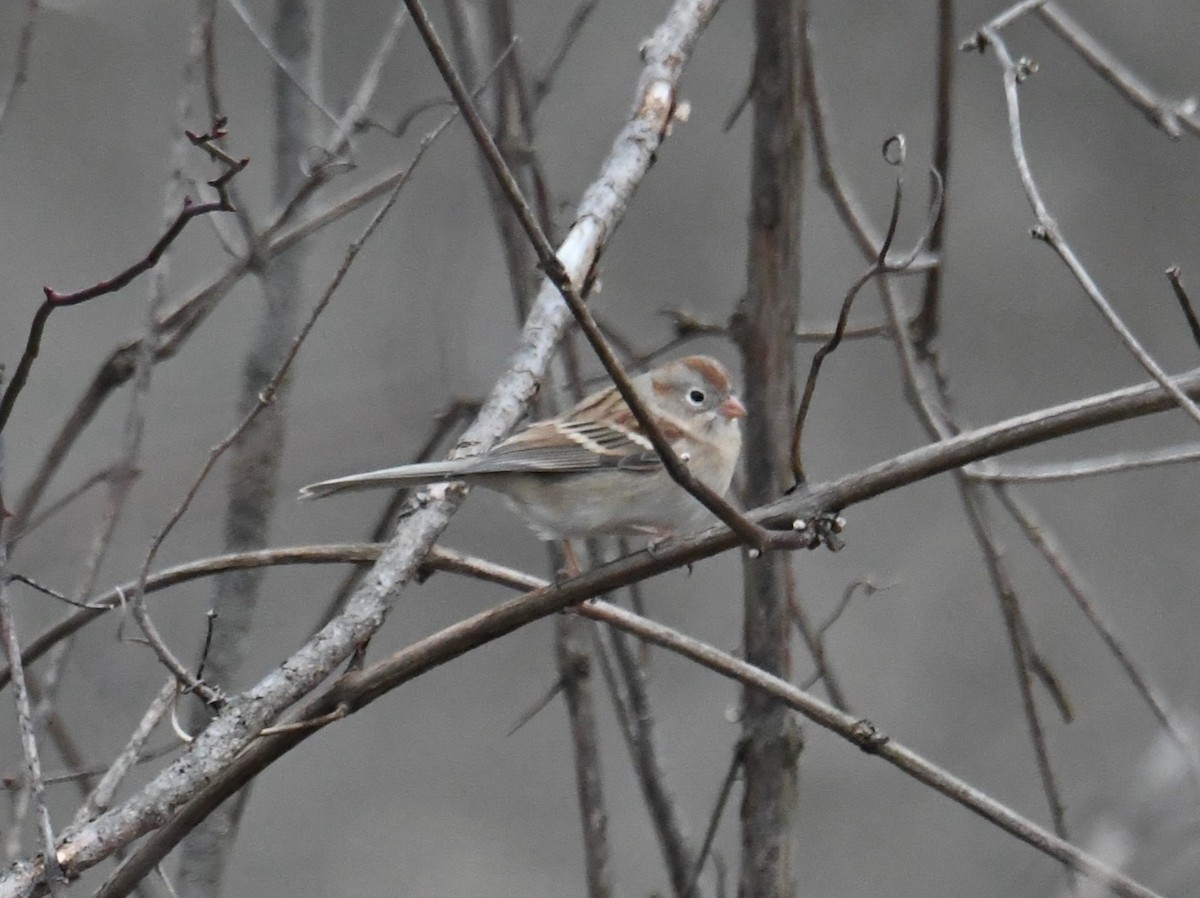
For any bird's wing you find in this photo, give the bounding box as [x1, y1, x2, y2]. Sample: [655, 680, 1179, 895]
[467, 418, 663, 474]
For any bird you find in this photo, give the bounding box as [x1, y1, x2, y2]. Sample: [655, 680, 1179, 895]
[300, 355, 746, 542]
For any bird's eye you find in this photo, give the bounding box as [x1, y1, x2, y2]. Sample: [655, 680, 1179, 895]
[687, 388, 706, 405]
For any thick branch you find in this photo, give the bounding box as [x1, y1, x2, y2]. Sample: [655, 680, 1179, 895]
[733, 3, 805, 896]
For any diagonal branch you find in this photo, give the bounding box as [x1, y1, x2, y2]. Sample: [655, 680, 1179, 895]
[975, 25, 1200, 429]
[1035, 2, 1199, 140]
[99, 547, 1165, 898]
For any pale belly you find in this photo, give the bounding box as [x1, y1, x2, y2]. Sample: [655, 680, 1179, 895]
[484, 468, 725, 540]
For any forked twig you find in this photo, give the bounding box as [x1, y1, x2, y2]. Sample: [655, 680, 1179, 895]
[0, 120, 247, 436]
[974, 26, 1200, 428]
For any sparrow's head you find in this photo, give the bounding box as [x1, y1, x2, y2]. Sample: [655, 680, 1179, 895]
[650, 355, 746, 433]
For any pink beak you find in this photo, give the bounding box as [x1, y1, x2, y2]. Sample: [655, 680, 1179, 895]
[719, 395, 747, 419]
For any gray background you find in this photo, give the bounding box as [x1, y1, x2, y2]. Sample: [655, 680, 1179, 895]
[1, 0, 1198, 895]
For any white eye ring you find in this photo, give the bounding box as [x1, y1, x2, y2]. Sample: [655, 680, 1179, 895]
[687, 388, 706, 406]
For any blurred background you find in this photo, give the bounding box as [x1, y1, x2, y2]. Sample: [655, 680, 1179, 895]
[0, 0, 1198, 895]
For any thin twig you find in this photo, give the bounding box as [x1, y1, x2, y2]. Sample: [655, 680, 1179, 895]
[321, 1, 410, 154]
[684, 743, 743, 897]
[604, 622, 697, 894]
[0, 121, 246, 436]
[959, 483, 1070, 839]
[0, 534, 62, 890]
[804, 35, 939, 272]
[1035, 2, 1199, 140]
[961, 0, 1047, 47]
[977, 26, 1200, 428]
[504, 676, 564, 737]
[588, 623, 636, 745]
[792, 156, 944, 483]
[786, 566, 849, 710]
[994, 485, 1200, 794]
[0, 544, 384, 693]
[6, 465, 120, 545]
[533, 0, 601, 104]
[1166, 266, 1200, 351]
[7, 39, 511, 542]
[967, 443, 1200, 482]
[5, 574, 82, 609]
[72, 680, 177, 827]
[223, 0, 339, 126]
[129, 144, 420, 696]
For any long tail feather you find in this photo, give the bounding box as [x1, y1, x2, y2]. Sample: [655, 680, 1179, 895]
[299, 459, 475, 500]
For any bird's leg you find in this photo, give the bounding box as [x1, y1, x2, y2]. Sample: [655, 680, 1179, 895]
[557, 539, 583, 581]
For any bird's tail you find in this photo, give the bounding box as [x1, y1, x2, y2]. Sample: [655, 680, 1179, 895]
[298, 459, 476, 500]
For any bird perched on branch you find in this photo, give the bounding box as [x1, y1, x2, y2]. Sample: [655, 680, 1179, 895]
[300, 355, 746, 542]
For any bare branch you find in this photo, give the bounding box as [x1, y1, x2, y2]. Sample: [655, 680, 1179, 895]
[975, 25, 1200, 428]
[1035, 2, 1200, 140]
[72, 681, 177, 827]
[603, 622, 697, 894]
[959, 483, 1070, 840]
[913, 0, 955, 351]
[533, 0, 600, 104]
[98, 549, 1166, 898]
[961, 0, 1047, 47]
[792, 159, 944, 483]
[555, 615, 613, 898]
[223, 0, 338, 126]
[1166, 266, 1200, 351]
[994, 485, 1200, 794]
[0, 121, 246, 436]
[0, 522, 62, 889]
[786, 567, 849, 710]
[6, 35, 510, 541]
[685, 743, 743, 897]
[734, 7, 806, 895]
[968, 443, 1200, 482]
[1, 544, 383, 694]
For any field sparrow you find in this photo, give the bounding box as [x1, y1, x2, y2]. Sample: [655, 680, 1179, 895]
[300, 355, 746, 541]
